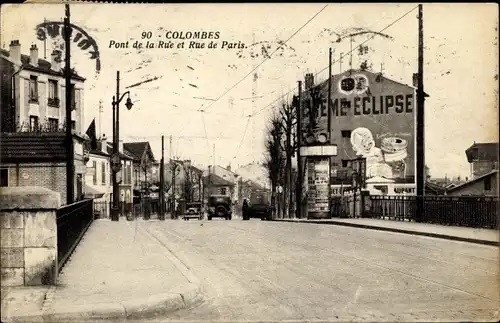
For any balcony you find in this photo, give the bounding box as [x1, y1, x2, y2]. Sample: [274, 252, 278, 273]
[48, 97, 60, 107]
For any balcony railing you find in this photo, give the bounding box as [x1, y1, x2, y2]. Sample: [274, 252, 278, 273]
[48, 97, 60, 107]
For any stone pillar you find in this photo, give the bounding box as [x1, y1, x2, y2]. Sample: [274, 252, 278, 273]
[0, 187, 60, 286]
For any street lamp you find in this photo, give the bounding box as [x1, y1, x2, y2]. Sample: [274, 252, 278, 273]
[110, 70, 134, 221]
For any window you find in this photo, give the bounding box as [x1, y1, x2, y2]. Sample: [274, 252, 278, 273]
[101, 161, 106, 185]
[93, 161, 97, 185]
[484, 176, 491, 191]
[48, 80, 59, 107]
[341, 160, 350, 168]
[29, 75, 38, 102]
[70, 84, 76, 110]
[29, 115, 39, 131]
[0, 168, 8, 187]
[48, 118, 58, 132]
[71, 120, 76, 130]
[220, 187, 227, 195]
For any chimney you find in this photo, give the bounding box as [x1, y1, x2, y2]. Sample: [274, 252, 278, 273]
[119, 139, 123, 154]
[50, 50, 61, 71]
[101, 134, 108, 153]
[304, 73, 314, 90]
[30, 44, 38, 67]
[227, 165, 231, 172]
[9, 40, 21, 64]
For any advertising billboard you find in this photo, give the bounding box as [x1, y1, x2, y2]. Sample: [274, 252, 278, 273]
[324, 70, 416, 187]
[306, 158, 330, 214]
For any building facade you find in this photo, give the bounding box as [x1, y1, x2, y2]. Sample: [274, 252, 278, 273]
[0, 132, 88, 203]
[465, 142, 499, 179]
[446, 170, 498, 196]
[1, 40, 86, 135]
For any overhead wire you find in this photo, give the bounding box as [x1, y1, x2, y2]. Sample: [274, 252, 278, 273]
[250, 4, 419, 118]
[201, 4, 330, 113]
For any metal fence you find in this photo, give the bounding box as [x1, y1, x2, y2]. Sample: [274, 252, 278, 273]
[368, 195, 498, 228]
[56, 199, 94, 272]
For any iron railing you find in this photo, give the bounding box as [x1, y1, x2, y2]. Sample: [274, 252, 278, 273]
[56, 199, 94, 272]
[368, 195, 498, 228]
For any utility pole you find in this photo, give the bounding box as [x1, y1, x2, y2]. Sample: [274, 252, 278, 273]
[416, 4, 425, 222]
[296, 80, 303, 219]
[111, 71, 121, 221]
[159, 135, 165, 220]
[328, 47, 333, 219]
[64, 4, 74, 205]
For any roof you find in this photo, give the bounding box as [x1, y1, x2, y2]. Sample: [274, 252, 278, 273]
[203, 173, 235, 187]
[425, 181, 447, 194]
[465, 142, 499, 163]
[447, 170, 498, 192]
[0, 132, 67, 162]
[0, 48, 86, 82]
[241, 178, 268, 191]
[105, 142, 135, 161]
[171, 159, 203, 175]
[123, 142, 155, 161]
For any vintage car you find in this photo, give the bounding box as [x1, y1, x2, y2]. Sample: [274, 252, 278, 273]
[242, 190, 272, 221]
[206, 195, 232, 220]
[183, 202, 203, 220]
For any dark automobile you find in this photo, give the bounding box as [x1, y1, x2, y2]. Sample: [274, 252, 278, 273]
[242, 191, 272, 221]
[207, 195, 232, 220]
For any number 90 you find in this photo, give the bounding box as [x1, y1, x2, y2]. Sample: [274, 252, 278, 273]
[141, 32, 152, 39]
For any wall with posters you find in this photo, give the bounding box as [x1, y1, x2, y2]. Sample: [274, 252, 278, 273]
[313, 69, 416, 188]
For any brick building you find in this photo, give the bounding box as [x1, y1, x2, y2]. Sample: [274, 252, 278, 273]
[0, 132, 89, 203]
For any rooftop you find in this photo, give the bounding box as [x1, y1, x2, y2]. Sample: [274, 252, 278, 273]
[0, 47, 85, 82]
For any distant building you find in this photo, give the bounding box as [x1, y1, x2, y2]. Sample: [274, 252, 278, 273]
[465, 142, 499, 179]
[446, 170, 498, 197]
[123, 142, 155, 190]
[203, 172, 235, 198]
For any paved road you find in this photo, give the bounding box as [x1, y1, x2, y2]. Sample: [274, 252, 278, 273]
[132, 219, 499, 322]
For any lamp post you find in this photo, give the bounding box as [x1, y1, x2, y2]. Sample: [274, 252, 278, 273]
[110, 70, 133, 221]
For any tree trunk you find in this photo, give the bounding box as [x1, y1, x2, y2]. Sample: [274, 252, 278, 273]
[286, 119, 292, 219]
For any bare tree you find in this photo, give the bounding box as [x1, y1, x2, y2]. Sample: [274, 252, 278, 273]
[182, 161, 196, 202]
[278, 96, 298, 218]
[264, 111, 285, 218]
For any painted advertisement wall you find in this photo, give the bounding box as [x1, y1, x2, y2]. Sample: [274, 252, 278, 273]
[317, 69, 416, 187]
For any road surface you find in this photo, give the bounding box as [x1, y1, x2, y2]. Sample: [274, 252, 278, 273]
[132, 219, 499, 322]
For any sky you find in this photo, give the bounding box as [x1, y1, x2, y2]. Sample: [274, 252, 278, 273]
[1, 3, 498, 178]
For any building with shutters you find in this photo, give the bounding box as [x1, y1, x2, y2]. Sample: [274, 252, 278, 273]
[0, 40, 86, 134]
[0, 40, 89, 205]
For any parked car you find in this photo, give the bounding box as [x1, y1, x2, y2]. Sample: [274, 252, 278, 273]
[183, 202, 203, 220]
[242, 191, 272, 221]
[207, 195, 232, 220]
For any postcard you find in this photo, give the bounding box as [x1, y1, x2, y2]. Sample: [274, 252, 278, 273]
[0, 2, 498, 322]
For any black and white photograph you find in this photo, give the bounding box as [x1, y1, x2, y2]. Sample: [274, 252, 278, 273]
[0, 2, 499, 322]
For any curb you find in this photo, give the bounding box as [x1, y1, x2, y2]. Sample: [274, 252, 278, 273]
[1, 283, 203, 323]
[273, 219, 499, 246]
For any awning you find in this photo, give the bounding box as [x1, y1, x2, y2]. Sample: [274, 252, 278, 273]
[84, 185, 106, 198]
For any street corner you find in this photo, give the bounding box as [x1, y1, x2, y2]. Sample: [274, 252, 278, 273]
[43, 302, 127, 322]
[121, 292, 185, 319]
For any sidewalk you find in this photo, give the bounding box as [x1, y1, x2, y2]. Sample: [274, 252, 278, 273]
[274, 217, 499, 246]
[1, 219, 203, 322]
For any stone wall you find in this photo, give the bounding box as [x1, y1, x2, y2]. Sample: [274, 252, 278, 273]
[0, 186, 60, 286]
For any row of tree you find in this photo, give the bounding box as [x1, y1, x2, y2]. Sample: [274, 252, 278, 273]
[264, 95, 299, 219]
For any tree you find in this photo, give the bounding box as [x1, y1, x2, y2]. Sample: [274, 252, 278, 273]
[182, 161, 197, 202]
[264, 111, 285, 218]
[278, 97, 298, 218]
